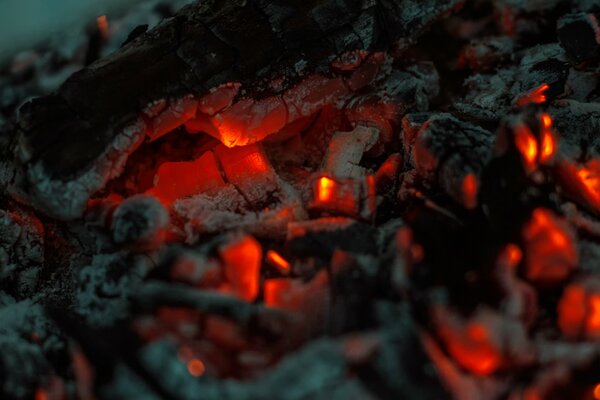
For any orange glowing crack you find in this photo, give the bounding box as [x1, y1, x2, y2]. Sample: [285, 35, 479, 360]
[266, 250, 291, 273]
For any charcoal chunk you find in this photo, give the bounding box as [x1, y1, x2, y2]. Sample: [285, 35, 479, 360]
[557, 13, 600, 63]
[412, 114, 493, 208]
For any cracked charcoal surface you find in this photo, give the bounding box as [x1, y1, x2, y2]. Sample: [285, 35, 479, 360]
[3, 0, 600, 399]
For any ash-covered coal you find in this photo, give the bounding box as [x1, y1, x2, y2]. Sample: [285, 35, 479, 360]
[1, 0, 600, 399]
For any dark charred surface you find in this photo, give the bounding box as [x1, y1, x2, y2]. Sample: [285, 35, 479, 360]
[2, 0, 600, 399]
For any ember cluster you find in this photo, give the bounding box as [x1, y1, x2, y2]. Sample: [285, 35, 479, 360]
[1, 0, 600, 399]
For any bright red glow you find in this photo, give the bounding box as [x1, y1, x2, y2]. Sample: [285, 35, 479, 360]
[556, 159, 600, 213]
[516, 83, 549, 107]
[264, 279, 292, 308]
[539, 113, 555, 163]
[439, 321, 502, 375]
[594, 383, 600, 400]
[214, 144, 272, 186]
[35, 389, 47, 400]
[514, 124, 538, 170]
[187, 358, 206, 377]
[577, 164, 600, 206]
[149, 151, 224, 205]
[503, 243, 522, 269]
[522, 208, 577, 286]
[265, 250, 290, 274]
[209, 97, 288, 147]
[375, 154, 402, 188]
[558, 285, 586, 339]
[310, 175, 374, 219]
[557, 280, 600, 341]
[539, 130, 555, 163]
[587, 295, 600, 337]
[317, 176, 336, 203]
[219, 236, 262, 302]
[541, 113, 552, 129]
[461, 173, 478, 209]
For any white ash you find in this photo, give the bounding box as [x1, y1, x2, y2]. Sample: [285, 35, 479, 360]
[322, 126, 380, 178]
[111, 194, 169, 247]
[10, 119, 145, 220]
[76, 252, 149, 327]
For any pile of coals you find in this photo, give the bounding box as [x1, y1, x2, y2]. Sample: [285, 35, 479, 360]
[1, 0, 600, 399]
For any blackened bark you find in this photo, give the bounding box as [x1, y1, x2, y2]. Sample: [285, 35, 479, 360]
[7, 0, 461, 219]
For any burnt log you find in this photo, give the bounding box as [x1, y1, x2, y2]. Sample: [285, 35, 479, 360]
[4, 0, 462, 219]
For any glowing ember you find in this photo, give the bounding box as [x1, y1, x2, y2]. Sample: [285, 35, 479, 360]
[558, 285, 586, 339]
[433, 310, 503, 376]
[594, 383, 600, 400]
[263, 279, 293, 308]
[541, 113, 552, 129]
[310, 175, 376, 220]
[316, 176, 336, 203]
[187, 358, 206, 377]
[265, 250, 291, 274]
[515, 83, 549, 107]
[555, 159, 600, 213]
[503, 243, 523, 269]
[97, 15, 109, 39]
[588, 295, 600, 335]
[522, 208, 578, 286]
[514, 124, 538, 170]
[148, 151, 225, 205]
[218, 235, 262, 302]
[539, 113, 555, 163]
[461, 173, 478, 209]
[558, 278, 600, 341]
[447, 323, 501, 375]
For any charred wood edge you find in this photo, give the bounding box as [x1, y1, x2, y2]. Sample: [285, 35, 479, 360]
[6, 0, 462, 220]
[131, 280, 291, 329]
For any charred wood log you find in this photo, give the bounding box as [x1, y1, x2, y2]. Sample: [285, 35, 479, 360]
[4, 0, 462, 220]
